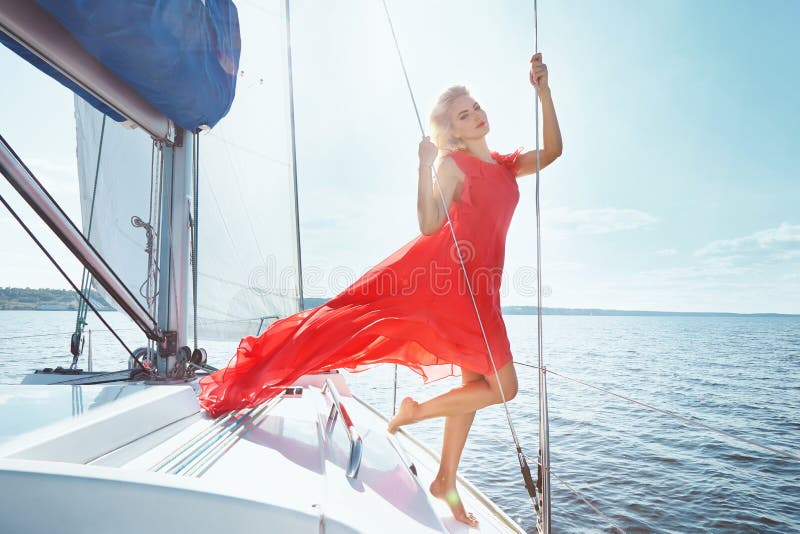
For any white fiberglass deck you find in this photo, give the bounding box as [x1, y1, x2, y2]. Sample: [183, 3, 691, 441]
[0, 374, 524, 533]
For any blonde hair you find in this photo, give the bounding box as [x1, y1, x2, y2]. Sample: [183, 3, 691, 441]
[429, 85, 471, 154]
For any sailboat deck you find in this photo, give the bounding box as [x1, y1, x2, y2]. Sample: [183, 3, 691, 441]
[0, 378, 524, 533]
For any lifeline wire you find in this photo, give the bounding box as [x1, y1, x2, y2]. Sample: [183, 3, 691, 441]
[529, 454, 626, 534]
[480, 427, 624, 533]
[515, 361, 800, 462]
[380, 0, 540, 515]
[0, 329, 137, 342]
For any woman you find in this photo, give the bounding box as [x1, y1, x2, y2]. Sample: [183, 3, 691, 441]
[198, 52, 561, 526]
[385, 52, 562, 526]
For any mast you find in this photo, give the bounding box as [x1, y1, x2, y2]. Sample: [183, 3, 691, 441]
[283, 0, 305, 311]
[155, 130, 194, 375]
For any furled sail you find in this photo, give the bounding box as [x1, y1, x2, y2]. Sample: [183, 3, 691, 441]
[0, 0, 241, 132]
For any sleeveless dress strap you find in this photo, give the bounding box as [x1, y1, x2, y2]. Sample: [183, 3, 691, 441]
[490, 147, 524, 175]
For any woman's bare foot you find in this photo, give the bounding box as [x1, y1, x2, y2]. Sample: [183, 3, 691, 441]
[430, 477, 479, 527]
[387, 396, 419, 434]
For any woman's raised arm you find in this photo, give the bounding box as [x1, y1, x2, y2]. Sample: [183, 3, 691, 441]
[516, 52, 563, 177]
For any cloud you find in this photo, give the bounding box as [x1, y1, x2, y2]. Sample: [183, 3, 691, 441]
[656, 248, 677, 255]
[627, 262, 753, 288]
[694, 222, 800, 264]
[542, 206, 658, 239]
[614, 223, 800, 313]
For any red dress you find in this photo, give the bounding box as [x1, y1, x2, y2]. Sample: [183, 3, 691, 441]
[198, 148, 522, 417]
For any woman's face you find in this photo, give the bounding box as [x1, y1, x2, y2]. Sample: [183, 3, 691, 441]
[448, 94, 489, 143]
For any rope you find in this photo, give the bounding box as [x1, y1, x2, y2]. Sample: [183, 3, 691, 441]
[138, 140, 163, 310]
[146, 140, 165, 360]
[515, 361, 800, 461]
[380, 0, 540, 517]
[70, 114, 107, 366]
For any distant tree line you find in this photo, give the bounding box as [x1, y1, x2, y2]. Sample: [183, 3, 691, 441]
[0, 287, 113, 311]
[0, 288, 794, 316]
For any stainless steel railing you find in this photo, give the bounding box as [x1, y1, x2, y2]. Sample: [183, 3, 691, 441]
[321, 378, 363, 479]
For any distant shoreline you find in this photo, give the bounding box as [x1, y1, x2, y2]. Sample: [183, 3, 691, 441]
[0, 287, 113, 312]
[500, 306, 799, 318]
[1, 289, 797, 317]
[304, 298, 800, 318]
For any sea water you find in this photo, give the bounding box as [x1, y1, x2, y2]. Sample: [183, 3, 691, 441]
[0, 310, 797, 533]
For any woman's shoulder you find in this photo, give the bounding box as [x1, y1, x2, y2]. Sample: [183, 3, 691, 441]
[438, 151, 468, 176]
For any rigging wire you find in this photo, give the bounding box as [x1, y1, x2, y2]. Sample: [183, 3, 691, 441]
[531, 0, 553, 530]
[379, 0, 541, 519]
[529, 455, 626, 534]
[284, 0, 306, 313]
[474, 422, 623, 532]
[515, 361, 800, 461]
[479, 424, 624, 533]
[472, 356, 799, 532]
[0, 193, 151, 373]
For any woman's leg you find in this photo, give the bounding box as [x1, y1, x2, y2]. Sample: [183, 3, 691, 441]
[429, 368, 482, 526]
[387, 361, 518, 432]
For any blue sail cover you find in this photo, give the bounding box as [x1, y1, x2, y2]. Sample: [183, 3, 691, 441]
[2, 0, 241, 130]
[0, 33, 126, 122]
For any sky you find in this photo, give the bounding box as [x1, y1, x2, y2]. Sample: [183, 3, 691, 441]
[0, 0, 798, 314]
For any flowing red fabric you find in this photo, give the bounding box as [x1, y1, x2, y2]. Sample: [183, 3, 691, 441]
[198, 148, 523, 417]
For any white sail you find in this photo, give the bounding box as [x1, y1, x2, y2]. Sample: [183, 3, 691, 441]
[194, 1, 301, 340]
[74, 0, 302, 341]
[74, 96, 155, 317]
